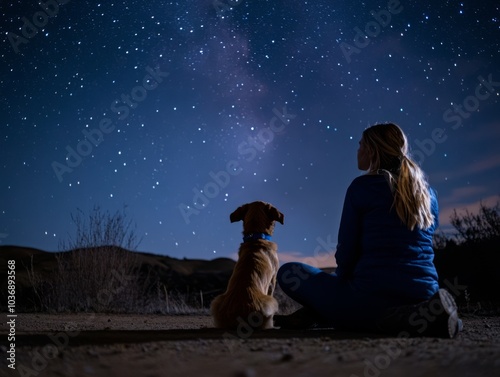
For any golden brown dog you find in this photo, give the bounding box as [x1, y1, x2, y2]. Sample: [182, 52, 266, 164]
[211, 201, 284, 329]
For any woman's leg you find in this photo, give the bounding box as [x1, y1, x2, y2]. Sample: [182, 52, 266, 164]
[277, 262, 389, 331]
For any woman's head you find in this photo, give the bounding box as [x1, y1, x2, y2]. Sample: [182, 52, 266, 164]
[357, 123, 408, 173]
[358, 123, 434, 231]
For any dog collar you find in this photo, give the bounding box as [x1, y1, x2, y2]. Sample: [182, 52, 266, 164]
[243, 233, 272, 242]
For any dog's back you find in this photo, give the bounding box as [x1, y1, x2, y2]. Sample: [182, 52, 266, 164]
[211, 201, 283, 330]
[211, 240, 279, 329]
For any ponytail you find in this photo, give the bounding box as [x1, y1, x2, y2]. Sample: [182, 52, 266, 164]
[394, 156, 434, 230]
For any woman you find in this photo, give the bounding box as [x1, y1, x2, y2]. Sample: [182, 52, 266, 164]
[276, 123, 462, 338]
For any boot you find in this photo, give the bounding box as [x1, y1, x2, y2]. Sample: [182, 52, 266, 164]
[377, 289, 463, 338]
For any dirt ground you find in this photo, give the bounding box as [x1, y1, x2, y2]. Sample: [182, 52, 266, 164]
[1, 313, 499, 377]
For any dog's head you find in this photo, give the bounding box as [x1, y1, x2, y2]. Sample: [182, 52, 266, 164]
[230, 201, 284, 236]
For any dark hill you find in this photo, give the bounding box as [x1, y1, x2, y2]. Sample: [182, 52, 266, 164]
[0, 245, 236, 312]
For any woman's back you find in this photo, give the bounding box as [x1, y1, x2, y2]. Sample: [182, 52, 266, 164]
[347, 174, 439, 303]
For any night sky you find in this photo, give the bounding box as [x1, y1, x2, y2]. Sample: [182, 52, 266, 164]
[1, 1, 499, 266]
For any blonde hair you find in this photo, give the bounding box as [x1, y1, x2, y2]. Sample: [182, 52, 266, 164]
[362, 123, 434, 230]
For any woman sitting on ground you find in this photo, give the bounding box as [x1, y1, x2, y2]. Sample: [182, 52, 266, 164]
[275, 123, 462, 338]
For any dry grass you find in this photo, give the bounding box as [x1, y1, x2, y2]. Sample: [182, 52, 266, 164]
[27, 245, 144, 312]
[27, 206, 148, 312]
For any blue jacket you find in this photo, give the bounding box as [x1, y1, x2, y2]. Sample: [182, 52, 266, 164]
[335, 174, 440, 303]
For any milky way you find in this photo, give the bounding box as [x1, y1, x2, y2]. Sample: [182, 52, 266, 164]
[1, 0, 499, 265]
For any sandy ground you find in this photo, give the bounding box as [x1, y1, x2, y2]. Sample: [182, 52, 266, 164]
[1, 313, 499, 377]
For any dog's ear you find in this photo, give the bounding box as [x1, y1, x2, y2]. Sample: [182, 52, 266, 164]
[230, 204, 248, 223]
[267, 205, 284, 225]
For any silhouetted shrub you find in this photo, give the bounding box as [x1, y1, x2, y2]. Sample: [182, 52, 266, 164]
[450, 201, 500, 244]
[434, 200, 500, 313]
[29, 206, 147, 312]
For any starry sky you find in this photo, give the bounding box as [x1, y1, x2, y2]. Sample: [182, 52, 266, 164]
[1, 0, 499, 266]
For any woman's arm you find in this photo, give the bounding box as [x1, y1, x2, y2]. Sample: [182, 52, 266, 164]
[335, 181, 363, 279]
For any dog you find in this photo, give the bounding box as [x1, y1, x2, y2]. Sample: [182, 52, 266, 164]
[211, 201, 284, 329]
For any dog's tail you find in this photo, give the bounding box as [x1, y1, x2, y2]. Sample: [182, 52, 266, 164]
[211, 292, 278, 329]
[250, 291, 278, 329]
[255, 292, 279, 318]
